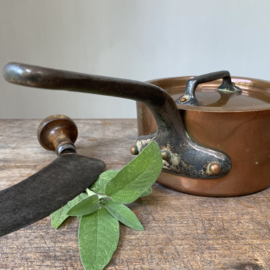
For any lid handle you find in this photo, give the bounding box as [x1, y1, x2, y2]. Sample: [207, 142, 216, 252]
[176, 70, 242, 106]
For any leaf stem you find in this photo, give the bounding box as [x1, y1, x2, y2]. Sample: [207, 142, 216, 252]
[98, 195, 108, 199]
[86, 188, 95, 196]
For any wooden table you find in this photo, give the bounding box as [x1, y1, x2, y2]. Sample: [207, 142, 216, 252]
[0, 119, 269, 270]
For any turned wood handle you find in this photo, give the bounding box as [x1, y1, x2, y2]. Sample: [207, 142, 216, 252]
[37, 115, 78, 155]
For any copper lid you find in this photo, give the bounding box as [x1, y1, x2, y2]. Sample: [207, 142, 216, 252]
[149, 76, 270, 113]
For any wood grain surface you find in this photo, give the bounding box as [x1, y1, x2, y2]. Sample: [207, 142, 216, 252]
[0, 119, 270, 270]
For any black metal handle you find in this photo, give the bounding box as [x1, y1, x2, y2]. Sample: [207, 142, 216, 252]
[3, 62, 232, 179]
[3, 62, 182, 138]
[176, 70, 242, 106]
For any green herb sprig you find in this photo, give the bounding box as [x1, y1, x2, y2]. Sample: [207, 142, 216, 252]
[50, 141, 163, 270]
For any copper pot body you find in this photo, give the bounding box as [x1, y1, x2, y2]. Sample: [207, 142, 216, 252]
[137, 76, 270, 196]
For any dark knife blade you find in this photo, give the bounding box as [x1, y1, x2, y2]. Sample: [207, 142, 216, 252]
[0, 153, 105, 237]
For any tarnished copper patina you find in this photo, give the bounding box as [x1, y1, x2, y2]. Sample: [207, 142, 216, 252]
[137, 75, 270, 196]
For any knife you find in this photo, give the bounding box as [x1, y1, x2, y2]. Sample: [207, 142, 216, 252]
[0, 115, 106, 237]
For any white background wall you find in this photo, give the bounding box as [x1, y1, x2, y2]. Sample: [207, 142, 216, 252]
[0, 0, 269, 119]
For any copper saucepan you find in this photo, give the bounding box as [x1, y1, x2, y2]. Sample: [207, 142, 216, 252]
[3, 63, 270, 196]
[137, 74, 270, 196]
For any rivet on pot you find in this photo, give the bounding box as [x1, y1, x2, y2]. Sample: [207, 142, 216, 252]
[161, 150, 171, 161]
[180, 97, 187, 102]
[208, 162, 221, 175]
[130, 145, 138, 155]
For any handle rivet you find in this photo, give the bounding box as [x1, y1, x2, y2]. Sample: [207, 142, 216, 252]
[180, 97, 187, 102]
[130, 146, 138, 155]
[209, 163, 221, 175]
[161, 150, 171, 161]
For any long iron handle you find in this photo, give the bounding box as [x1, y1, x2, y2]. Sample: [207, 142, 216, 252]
[3, 62, 232, 179]
[3, 62, 184, 137]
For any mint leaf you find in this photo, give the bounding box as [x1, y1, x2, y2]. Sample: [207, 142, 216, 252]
[104, 199, 144, 231]
[140, 187, 152, 197]
[67, 194, 100, 216]
[105, 142, 162, 204]
[91, 170, 119, 194]
[51, 193, 88, 229]
[79, 207, 119, 270]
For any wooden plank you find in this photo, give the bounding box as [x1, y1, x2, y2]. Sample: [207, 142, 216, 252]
[0, 119, 269, 270]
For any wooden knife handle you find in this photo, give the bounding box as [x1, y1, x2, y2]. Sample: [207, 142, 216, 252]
[37, 115, 78, 155]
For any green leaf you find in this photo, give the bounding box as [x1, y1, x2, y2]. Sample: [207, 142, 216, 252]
[104, 199, 144, 231]
[105, 141, 162, 204]
[51, 193, 88, 229]
[91, 170, 119, 194]
[79, 207, 119, 270]
[51, 204, 71, 229]
[67, 193, 89, 208]
[67, 194, 100, 216]
[140, 187, 152, 197]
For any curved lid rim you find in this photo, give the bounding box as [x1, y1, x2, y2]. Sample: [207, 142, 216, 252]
[148, 75, 270, 113]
